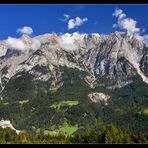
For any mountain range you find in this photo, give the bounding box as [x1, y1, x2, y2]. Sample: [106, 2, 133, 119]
[0, 32, 147, 137]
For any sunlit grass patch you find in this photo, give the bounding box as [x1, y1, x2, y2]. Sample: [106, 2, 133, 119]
[50, 101, 79, 109]
[43, 130, 58, 136]
[19, 99, 29, 105]
[59, 126, 78, 135]
[143, 108, 148, 115]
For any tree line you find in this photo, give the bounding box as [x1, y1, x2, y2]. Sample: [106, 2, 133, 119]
[0, 124, 147, 144]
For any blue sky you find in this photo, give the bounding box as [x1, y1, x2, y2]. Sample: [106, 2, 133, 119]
[0, 4, 148, 39]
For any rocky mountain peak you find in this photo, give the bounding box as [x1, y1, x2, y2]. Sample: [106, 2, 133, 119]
[0, 32, 148, 92]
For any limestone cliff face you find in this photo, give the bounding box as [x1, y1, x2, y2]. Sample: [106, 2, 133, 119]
[0, 32, 148, 94]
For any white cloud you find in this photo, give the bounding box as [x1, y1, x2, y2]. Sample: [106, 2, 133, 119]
[0, 47, 7, 57]
[112, 7, 140, 34]
[5, 37, 26, 50]
[59, 14, 70, 22]
[112, 8, 123, 17]
[58, 32, 85, 50]
[68, 17, 88, 30]
[17, 26, 33, 35]
[113, 24, 117, 28]
[112, 8, 126, 19]
[112, 7, 148, 46]
[64, 14, 70, 19]
[120, 18, 140, 34]
[31, 38, 41, 50]
[58, 34, 77, 50]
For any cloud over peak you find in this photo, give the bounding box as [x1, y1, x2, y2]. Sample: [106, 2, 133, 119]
[68, 17, 88, 30]
[5, 37, 26, 50]
[112, 7, 140, 34]
[17, 26, 33, 35]
[112, 7, 148, 45]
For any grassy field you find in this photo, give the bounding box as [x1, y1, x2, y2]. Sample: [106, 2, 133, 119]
[50, 101, 79, 109]
[3, 99, 29, 105]
[43, 130, 58, 136]
[19, 99, 29, 105]
[143, 108, 148, 115]
[59, 126, 78, 135]
[43, 125, 78, 136]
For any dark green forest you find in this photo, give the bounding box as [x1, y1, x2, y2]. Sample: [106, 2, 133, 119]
[0, 67, 148, 144]
[0, 124, 147, 144]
